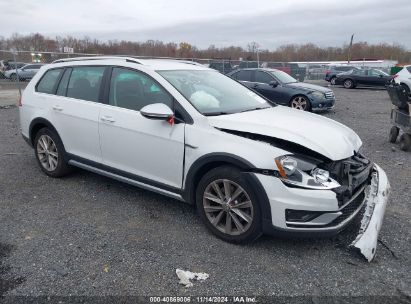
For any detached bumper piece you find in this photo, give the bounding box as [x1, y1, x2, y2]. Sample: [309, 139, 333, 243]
[350, 165, 390, 262]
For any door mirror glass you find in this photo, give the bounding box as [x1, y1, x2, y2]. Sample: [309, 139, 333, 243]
[140, 103, 173, 120]
[270, 80, 279, 87]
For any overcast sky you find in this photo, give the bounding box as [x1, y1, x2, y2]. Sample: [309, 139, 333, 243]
[1, 0, 410, 49]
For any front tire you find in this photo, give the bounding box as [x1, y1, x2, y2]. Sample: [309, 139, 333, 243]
[196, 166, 262, 243]
[343, 79, 354, 89]
[290, 95, 311, 111]
[330, 77, 336, 85]
[34, 128, 72, 177]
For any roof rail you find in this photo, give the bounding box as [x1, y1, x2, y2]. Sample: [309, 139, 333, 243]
[52, 56, 144, 64]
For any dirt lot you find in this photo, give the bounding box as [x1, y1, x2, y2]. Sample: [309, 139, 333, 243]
[0, 84, 410, 301]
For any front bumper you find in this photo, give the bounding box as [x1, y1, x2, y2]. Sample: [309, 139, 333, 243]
[256, 164, 389, 261]
[309, 96, 335, 111]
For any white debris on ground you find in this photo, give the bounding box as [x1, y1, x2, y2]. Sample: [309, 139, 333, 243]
[176, 269, 209, 287]
[350, 165, 390, 262]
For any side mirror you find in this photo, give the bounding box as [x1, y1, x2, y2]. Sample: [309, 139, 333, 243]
[269, 80, 279, 87]
[140, 103, 173, 120]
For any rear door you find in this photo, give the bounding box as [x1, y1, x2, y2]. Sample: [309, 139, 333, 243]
[98, 67, 185, 189]
[50, 66, 106, 162]
[231, 69, 253, 88]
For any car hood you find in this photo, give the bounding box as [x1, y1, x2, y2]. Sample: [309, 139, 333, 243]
[284, 82, 331, 93]
[207, 106, 362, 161]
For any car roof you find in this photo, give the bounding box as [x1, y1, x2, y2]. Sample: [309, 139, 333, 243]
[229, 68, 281, 73]
[51, 56, 210, 71]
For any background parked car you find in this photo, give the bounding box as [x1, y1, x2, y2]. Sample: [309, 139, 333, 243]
[335, 68, 392, 89]
[394, 65, 411, 98]
[325, 65, 359, 84]
[4, 63, 44, 81]
[0, 60, 26, 72]
[261, 62, 306, 81]
[228, 68, 335, 111]
[208, 60, 235, 74]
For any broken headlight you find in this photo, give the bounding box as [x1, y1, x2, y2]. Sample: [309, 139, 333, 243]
[275, 155, 340, 190]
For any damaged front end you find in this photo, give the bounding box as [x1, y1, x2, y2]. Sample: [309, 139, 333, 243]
[350, 164, 390, 262]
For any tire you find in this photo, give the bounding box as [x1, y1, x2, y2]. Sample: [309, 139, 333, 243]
[195, 166, 262, 243]
[34, 128, 72, 177]
[343, 79, 354, 89]
[290, 95, 311, 111]
[330, 77, 336, 85]
[389, 126, 399, 143]
[400, 83, 410, 99]
[10, 74, 17, 81]
[399, 133, 411, 151]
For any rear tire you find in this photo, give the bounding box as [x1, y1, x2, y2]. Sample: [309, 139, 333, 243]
[34, 128, 72, 177]
[10, 74, 17, 81]
[399, 133, 411, 151]
[343, 79, 354, 89]
[389, 126, 399, 143]
[195, 166, 262, 244]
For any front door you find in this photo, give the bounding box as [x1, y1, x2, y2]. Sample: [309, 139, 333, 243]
[99, 67, 185, 189]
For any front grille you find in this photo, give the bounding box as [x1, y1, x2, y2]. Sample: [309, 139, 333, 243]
[325, 91, 335, 99]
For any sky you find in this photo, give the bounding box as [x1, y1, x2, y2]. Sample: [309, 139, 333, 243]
[1, 0, 410, 50]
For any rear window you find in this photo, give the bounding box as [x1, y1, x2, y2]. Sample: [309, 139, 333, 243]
[36, 69, 63, 94]
[66, 66, 105, 102]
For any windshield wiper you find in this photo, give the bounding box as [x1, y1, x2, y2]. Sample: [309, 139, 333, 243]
[203, 111, 230, 116]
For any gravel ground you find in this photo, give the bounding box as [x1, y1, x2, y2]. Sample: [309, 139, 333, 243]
[0, 84, 410, 300]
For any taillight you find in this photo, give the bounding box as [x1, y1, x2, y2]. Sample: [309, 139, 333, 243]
[18, 95, 22, 107]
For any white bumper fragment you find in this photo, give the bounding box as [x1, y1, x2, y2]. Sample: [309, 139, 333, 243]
[350, 164, 390, 262]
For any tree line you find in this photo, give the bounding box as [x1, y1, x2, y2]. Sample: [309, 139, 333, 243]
[1, 33, 410, 63]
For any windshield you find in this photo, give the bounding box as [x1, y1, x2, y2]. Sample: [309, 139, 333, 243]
[374, 69, 389, 76]
[158, 70, 272, 115]
[269, 70, 297, 84]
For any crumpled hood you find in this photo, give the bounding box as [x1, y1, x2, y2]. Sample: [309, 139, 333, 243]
[285, 82, 332, 93]
[208, 106, 362, 161]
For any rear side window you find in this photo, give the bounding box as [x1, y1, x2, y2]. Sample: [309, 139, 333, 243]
[407, 66, 411, 73]
[66, 66, 105, 102]
[56, 68, 72, 96]
[36, 69, 63, 94]
[236, 70, 252, 82]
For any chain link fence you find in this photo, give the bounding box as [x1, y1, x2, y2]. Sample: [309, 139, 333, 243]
[0, 49, 395, 107]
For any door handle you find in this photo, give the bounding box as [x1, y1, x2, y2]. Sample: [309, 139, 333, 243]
[101, 116, 115, 123]
[52, 105, 63, 112]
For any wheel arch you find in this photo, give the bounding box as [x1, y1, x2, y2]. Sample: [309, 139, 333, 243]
[183, 153, 273, 228]
[29, 118, 60, 146]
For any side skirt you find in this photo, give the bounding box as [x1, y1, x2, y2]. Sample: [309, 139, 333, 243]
[68, 160, 185, 202]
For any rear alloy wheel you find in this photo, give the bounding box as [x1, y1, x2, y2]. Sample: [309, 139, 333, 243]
[389, 126, 399, 143]
[343, 79, 354, 89]
[399, 133, 411, 151]
[290, 96, 310, 111]
[34, 128, 72, 177]
[196, 166, 262, 243]
[330, 77, 337, 85]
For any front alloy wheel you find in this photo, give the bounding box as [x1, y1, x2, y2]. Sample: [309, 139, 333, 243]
[343, 79, 354, 89]
[290, 96, 309, 111]
[330, 77, 336, 85]
[196, 166, 262, 243]
[203, 179, 254, 236]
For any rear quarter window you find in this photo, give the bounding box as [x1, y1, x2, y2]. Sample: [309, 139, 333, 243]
[36, 69, 63, 94]
[407, 66, 411, 73]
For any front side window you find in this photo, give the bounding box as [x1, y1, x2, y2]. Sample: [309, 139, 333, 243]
[255, 71, 274, 84]
[109, 67, 173, 111]
[159, 70, 272, 115]
[66, 66, 105, 102]
[36, 68, 63, 94]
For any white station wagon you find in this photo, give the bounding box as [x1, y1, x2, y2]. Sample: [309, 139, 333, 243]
[19, 57, 389, 261]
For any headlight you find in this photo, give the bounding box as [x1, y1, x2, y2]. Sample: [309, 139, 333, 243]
[310, 91, 326, 100]
[275, 155, 340, 190]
